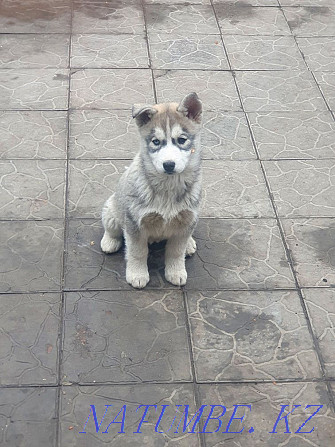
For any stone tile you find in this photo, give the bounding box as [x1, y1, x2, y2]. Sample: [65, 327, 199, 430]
[214, 4, 290, 35]
[248, 111, 335, 159]
[70, 69, 154, 109]
[68, 160, 126, 218]
[235, 71, 327, 112]
[215, 0, 278, 4]
[0, 387, 57, 447]
[186, 218, 295, 290]
[69, 110, 138, 159]
[297, 37, 335, 71]
[303, 288, 335, 377]
[0, 160, 66, 219]
[0, 293, 60, 385]
[281, 218, 335, 287]
[148, 34, 229, 70]
[71, 34, 149, 69]
[201, 160, 274, 218]
[223, 36, 305, 70]
[145, 4, 219, 35]
[0, 34, 69, 69]
[314, 72, 335, 111]
[72, 0, 145, 34]
[263, 160, 335, 217]
[0, 111, 67, 159]
[0, 0, 71, 33]
[62, 290, 191, 383]
[0, 220, 63, 293]
[284, 6, 335, 36]
[60, 384, 200, 446]
[154, 70, 241, 111]
[187, 289, 320, 381]
[202, 111, 256, 160]
[65, 219, 168, 290]
[280, 0, 335, 4]
[198, 382, 335, 446]
[0, 69, 69, 110]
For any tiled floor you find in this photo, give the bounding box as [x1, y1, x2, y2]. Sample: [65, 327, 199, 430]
[0, 0, 335, 446]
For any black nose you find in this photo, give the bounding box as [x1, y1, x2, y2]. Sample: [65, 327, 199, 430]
[163, 161, 175, 173]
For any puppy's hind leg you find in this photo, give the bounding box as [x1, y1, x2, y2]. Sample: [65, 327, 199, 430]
[101, 195, 123, 253]
[185, 236, 197, 257]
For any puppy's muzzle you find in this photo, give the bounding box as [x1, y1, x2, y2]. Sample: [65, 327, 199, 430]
[163, 161, 175, 174]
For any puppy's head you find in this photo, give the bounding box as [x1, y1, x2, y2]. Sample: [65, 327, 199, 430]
[132, 93, 202, 175]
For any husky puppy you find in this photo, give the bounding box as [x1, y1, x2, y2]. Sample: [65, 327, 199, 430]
[101, 92, 202, 288]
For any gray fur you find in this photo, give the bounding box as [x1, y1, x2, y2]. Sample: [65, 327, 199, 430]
[101, 93, 203, 288]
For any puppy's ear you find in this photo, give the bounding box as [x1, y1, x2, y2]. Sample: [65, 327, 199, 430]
[177, 92, 202, 123]
[132, 104, 157, 127]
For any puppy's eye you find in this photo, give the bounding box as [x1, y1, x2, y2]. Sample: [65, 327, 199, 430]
[152, 139, 160, 146]
[178, 137, 187, 145]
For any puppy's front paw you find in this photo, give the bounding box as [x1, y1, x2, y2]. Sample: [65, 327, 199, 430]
[126, 268, 150, 289]
[185, 237, 197, 257]
[165, 267, 187, 286]
[101, 233, 122, 253]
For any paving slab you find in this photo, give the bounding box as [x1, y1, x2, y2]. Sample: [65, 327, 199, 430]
[314, 71, 335, 111]
[303, 288, 335, 378]
[186, 218, 295, 290]
[0, 387, 58, 447]
[154, 70, 241, 111]
[281, 218, 335, 287]
[71, 34, 149, 69]
[235, 70, 327, 112]
[0, 69, 69, 110]
[248, 111, 335, 159]
[284, 6, 335, 36]
[0, 220, 63, 293]
[223, 35, 305, 70]
[70, 68, 154, 110]
[0, 0, 71, 33]
[60, 384, 200, 446]
[198, 382, 335, 446]
[0, 34, 70, 69]
[145, 4, 219, 35]
[148, 34, 229, 70]
[0, 293, 61, 386]
[263, 160, 335, 217]
[62, 290, 191, 384]
[0, 111, 67, 159]
[214, 4, 291, 35]
[297, 37, 335, 71]
[72, 0, 145, 35]
[187, 289, 321, 381]
[0, 159, 66, 219]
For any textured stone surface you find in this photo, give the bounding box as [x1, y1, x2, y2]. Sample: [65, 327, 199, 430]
[188, 289, 321, 381]
[0, 111, 67, 159]
[62, 290, 191, 383]
[199, 382, 335, 446]
[0, 159, 66, 219]
[70, 69, 154, 109]
[0, 293, 60, 385]
[0, 220, 63, 293]
[282, 218, 335, 287]
[263, 160, 335, 217]
[303, 288, 335, 377]
[154, 70, 241, 111]
[186, 219, 295, 290]
[60, 384, 200, 446]
[224, 35, 305, 70]
[248, 111, 335, 159]
[148, 34, 229, 70]
[1, 0, 335, 445]
[0, 69, 69, 110]
[235, 70, 327, 112]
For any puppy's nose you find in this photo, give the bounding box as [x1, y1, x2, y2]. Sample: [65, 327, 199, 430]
[163, 161, 175, 173]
